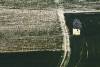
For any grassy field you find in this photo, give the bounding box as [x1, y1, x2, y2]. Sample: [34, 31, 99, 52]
[0, 0, 57, 9]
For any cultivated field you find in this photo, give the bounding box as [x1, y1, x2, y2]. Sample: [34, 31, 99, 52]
[0, 8, 64, 52]
[0, 0, 57, 9]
